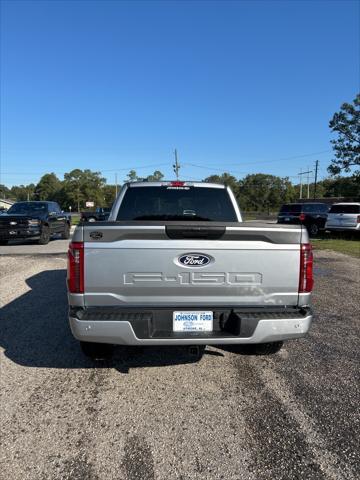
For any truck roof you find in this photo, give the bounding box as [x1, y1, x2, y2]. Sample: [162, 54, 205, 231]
[127, 181, 226, 189]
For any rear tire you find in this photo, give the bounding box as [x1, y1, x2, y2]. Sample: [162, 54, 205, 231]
[61, 223, 70, 239]
[247, 341, 283, 355]
[38, 225, 50, 245]
[80, 341, 113, 360]
[88, 217, 96, 222]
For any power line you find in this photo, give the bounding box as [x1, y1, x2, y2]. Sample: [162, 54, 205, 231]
[183, 149, 331, 168]
[1, 149, 331, 176]
[1, 162, 170, 176]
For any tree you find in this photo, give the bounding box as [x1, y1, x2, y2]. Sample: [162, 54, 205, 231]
[126, 170, 138, 182]
[320, 175, 360, 198]
[63, 169, 106, 211]
[125, 169, 165, 182]
[204, 173, 239, 196]
[34, 173, 61, 200]
[103, 184, 117, 206]
[10, 184, 36, 201]
[146, 170, 164, 181]
[238, 174, 296, 212]
[0, 184, 11, 199]
[328, 94, 360, 175]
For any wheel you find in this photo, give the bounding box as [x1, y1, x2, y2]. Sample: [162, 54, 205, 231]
[308, 223, 319, 237]
[38, 225, 51, 245]
[88, 217, 96, 222]
[61, 223, 70, 239]
[0, 240, 8, 245]
[247, 341, 283, 355]
[80, 341, 113, 360]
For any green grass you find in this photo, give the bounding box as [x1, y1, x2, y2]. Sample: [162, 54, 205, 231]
[312, 236, 360, 258]
[70, 214, 81, 225]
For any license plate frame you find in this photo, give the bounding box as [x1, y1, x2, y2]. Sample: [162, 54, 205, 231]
[173, 311, 213, 332]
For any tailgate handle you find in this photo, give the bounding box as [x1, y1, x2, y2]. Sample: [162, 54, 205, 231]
[165, 226, 225, 240]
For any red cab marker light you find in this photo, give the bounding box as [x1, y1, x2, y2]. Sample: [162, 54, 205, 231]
[170, 181, 185, 187]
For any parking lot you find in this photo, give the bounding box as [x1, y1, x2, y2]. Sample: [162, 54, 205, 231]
[0, 239, 359, 480]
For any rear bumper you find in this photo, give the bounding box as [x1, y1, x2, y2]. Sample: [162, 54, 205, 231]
[325, 225, 360, 232]
[69, 306, 313, 345]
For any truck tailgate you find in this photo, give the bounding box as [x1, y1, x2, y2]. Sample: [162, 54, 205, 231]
[79, 223, 303, 307]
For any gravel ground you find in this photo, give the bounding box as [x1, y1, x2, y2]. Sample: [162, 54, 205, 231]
[0, 250, 359, 480]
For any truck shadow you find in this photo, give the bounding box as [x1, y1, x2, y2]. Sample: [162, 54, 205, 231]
[0, 269, 220, 372]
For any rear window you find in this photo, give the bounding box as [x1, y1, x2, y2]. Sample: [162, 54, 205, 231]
[302, 203, 328, 213]
[117, 186, 237, 221]
[329, 204, 360, 214]
[279, 204, 301, 214]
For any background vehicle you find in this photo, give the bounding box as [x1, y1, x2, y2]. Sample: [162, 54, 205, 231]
[80, 207, 111, 223]
[325, 203, 360, 232]
[277, 202, 329, 236]
[0, 201, 71, 245]
[67, 181, 313, 359]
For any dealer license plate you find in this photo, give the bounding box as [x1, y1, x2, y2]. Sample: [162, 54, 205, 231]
[173, 311, 213, 332]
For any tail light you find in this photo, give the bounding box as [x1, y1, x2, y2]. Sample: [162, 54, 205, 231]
[357, 215, 360, 224]
[299, 243, 313, 293]
[299, 213, 306, 222]
[170, 181, 185, 187]
[67, 242, 84, 293]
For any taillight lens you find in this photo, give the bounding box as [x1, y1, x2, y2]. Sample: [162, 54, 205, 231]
[299, 243, 313, 293]
[357, 215, 360, 224]
[299, 213, 306, 222]
[67, 242, 84, 293]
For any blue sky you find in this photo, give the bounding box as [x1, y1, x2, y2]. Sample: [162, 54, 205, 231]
[0, 0, 359, 187]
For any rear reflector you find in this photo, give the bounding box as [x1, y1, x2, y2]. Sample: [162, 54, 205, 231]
[299, 243, 313, 293]
[67, 242, 84, 293]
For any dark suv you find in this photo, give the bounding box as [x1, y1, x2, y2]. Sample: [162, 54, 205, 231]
[277, 202, 329, 236]
[0, 201, 71, 245]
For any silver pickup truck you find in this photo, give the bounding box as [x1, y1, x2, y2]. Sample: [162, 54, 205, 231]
[67, 181, 313, 358]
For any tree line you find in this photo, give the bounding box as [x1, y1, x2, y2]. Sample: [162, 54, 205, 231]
[1, 169, 358, 213]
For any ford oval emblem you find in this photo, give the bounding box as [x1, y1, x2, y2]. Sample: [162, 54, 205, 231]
[90, 231, 103, 240]
[178, 253, 211, 267]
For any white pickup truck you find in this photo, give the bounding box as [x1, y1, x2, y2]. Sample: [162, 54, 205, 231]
[67, 181, 313, 358]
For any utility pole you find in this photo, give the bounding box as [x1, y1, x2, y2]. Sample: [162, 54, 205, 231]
[313, 160, 319, 199]
[115, 173, 118, 198]
[297, 169, 312, 200]
[173, 149, 180, 180]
